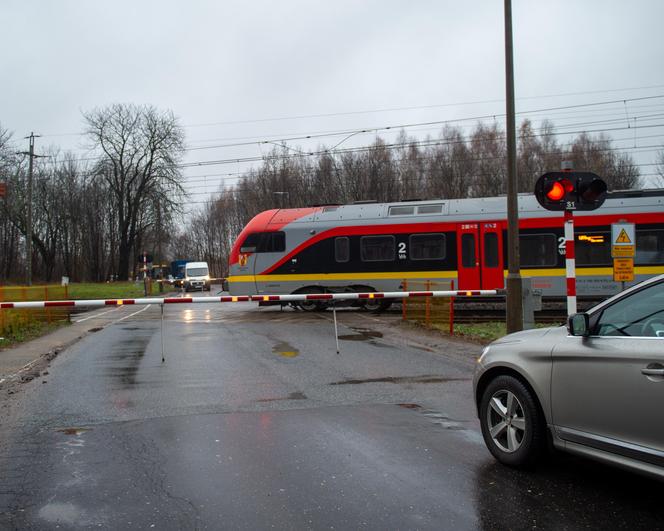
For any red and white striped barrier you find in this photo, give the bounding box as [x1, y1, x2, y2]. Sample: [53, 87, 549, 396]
[0, 289, 506, 310]
[564, 210, 577, 315]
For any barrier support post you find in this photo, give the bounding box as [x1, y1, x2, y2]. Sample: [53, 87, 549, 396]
[160, 303, 165, 363]
[332, 302, 340, 355]
[425, 280, 431, 327]
[402, 280, 407, 322]
[449, 280, 455, 335]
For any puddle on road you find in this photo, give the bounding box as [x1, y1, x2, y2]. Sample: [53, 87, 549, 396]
[56, 427, 91, 436]
[330, 375, 470, 385]
[397, 403, 422, 409]
[338, 328, 383, 341]
[106, 335, 150, 388]
[397, 404, 483, 443]
[272, 341, 299, 358]
[257, 391, 308, 402]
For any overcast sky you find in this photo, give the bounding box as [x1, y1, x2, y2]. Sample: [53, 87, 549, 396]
[2, 0, 663, 209]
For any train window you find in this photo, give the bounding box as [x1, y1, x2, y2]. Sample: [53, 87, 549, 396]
[484, 233, 499, 268]
[575, 232, 611, 266]
[461, 234, 476, 268]
[389, 206, 415, 216]
[410, 234, 446, 260]
[361, 236, 395, 261]
[636, 230, 664, 265]
[242, 231, 285, 253]
[519, 234, 557, 267]
[417, 204, 443, 214]
[335, 237, 350, 263]
[240, 233, 261, 252]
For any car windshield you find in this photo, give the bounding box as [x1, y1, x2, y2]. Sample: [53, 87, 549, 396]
[187, 268, 208, 277]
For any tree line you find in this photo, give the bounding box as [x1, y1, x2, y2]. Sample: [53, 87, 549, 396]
[0, 104, 185, 283]
[0, 104, 654, 283]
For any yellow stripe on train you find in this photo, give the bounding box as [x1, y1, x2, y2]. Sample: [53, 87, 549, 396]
[227, 266, 664, 284]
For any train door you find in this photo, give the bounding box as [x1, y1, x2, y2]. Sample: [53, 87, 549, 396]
[457, 223, 481, 290]
[456, 223, 505, 290]
[480, 222, 505, 289]
[251, 231, 286, 294]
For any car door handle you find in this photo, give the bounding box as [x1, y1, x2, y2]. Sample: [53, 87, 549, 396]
[641, 364, 664, 376]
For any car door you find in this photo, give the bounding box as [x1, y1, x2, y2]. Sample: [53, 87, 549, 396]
[551, 279, 664, 462]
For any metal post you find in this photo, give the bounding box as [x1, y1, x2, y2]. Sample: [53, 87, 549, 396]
[332, 303, 340, 354]
[160, 303, 165, 363]
[504, 0, 523, 333]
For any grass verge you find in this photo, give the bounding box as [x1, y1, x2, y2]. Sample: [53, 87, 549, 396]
[67, 281, 159, 300]
[0, 320, 65, 349]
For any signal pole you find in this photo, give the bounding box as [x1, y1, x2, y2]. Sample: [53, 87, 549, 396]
[17, 133, 44, 286]
[504, 0, 523, 333]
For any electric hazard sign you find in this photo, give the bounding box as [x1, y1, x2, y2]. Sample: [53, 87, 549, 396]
[611, 223, 635, 258]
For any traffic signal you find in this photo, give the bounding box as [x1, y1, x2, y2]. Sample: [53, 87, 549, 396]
[534, 172, 607, 211]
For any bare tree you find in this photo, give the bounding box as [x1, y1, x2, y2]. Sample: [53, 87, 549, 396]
[653, 149, 664, 187]
[83, 104, 186, 280]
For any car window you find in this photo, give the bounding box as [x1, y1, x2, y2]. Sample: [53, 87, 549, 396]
[593, 281, 664, 337]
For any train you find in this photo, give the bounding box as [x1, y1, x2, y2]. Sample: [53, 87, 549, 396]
[227, 189, 664, 310]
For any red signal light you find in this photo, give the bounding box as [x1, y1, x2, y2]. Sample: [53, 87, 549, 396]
[535, 172, 607, 211]
[545, 178, 573, 201]
[546, 181, 566, 201]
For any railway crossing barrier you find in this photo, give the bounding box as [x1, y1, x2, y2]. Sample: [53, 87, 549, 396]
[0, 288, 507, 359]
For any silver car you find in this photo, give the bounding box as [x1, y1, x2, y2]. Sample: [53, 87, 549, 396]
[473, 274, 664, 479]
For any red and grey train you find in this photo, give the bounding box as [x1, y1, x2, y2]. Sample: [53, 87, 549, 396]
[228, 190, 664, 309]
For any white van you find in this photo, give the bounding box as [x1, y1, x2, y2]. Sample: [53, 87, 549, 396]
[183, 261, 211, 291]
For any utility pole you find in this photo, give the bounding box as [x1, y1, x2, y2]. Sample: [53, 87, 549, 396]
[504, 0, 523, 333]
[17, 132, 44, 286]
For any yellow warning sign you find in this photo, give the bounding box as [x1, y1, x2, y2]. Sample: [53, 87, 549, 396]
[615, 229, 632, 244]
[612, 245, 635, 257]
[613, 258, 634, 282]
[611, 223, 635, 258]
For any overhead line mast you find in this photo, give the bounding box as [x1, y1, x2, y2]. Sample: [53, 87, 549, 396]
[504, 0, 523, 333]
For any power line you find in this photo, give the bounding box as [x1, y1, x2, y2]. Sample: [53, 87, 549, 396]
[180, 85, 664, 129]
[30, 94, 664, 168]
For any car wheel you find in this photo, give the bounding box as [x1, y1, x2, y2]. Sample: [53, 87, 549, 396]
[479, 375, 546, 467]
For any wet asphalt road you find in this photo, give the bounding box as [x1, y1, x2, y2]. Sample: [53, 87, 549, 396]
[0, 293, 663, 530]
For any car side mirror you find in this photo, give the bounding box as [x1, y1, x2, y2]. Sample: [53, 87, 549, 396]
[568, 313, 590, 337]
[240, 246, 256, 253]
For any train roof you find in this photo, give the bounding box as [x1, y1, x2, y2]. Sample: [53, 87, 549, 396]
[270, 189, 664, 225]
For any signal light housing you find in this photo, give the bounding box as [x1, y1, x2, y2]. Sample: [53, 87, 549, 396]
[535, 172, 607, 211]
